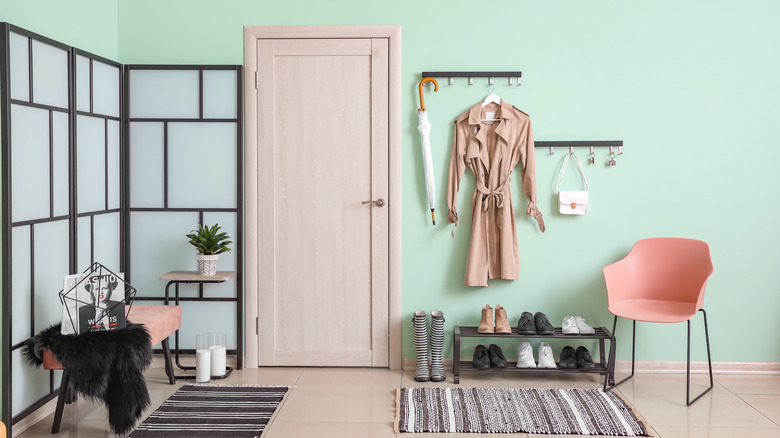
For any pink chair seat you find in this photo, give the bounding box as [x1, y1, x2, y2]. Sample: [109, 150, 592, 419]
[44, 304, 181, 370]
[608, 299, 698, 323]
[127, 305, 182, 347]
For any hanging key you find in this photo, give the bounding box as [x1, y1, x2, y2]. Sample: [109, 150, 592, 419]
[608, 151, 617, 166]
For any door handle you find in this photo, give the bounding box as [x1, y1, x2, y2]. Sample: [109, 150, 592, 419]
[361, 198, 386, 207]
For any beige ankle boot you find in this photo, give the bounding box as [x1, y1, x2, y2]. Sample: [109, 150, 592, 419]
[495, 305, 511, 334]
[478, 304, 494, 333]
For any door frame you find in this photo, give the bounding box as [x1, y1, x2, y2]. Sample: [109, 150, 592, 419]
[243, 25, 402, 369]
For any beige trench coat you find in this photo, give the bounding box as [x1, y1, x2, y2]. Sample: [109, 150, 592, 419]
[447, 100, 545, 287]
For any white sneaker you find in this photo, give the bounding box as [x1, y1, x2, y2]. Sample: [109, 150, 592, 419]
[537, 342, 557, 368]
[574, 316, 595, 335]
[516, 342, 537, 368]
[562, 316, 578, 335]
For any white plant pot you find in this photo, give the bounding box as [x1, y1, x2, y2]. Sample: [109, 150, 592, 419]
[195, 254, 220, 276]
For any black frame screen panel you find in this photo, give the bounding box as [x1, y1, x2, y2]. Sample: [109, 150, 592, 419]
[124, 65, 244, 369]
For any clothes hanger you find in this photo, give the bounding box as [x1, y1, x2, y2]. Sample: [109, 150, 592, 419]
[481, 85, 501, 121]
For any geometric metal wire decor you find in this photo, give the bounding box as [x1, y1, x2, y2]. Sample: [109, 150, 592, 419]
[58, 262, 137, 334]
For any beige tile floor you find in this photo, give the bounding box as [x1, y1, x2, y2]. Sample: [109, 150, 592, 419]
[15, 366, 780, 437]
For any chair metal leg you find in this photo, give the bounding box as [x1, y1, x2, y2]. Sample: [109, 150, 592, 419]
[52, 370, 70, 433]
[161, 338, 176, 385]
[605, 316, 636, 391]
[686, 308, 714, 406]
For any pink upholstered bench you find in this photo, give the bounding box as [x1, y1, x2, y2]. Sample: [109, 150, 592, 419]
[44, 304, 182, 433]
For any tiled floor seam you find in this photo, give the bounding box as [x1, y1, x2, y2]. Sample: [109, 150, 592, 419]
[714, 376, 780, 428]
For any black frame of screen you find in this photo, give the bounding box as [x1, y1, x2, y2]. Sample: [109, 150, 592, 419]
[1, 24, 245, 432]
[123, 64, 244, 369]
[0, 23, 83, 429]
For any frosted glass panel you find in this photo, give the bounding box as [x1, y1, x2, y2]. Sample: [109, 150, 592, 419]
[76, 55, 91, 112]
[12, 349, 50, 416]
[130, 212, 198, 297]
[202, 70, 237, 119]
[52, 111, 70, 217]
[168, 123, 237, 208]
[107, 120, 121, 209]
[201, 212, 237, 298]
[93, 61, 120, 117]
[9, 32, 30, 101]
[129, 70, 199, 118]
[77, 216, 92, 271]
[129, 122, 164, 208]
[11, 104, 50, 222]
[177, 302, 237, 350]
[93, 213, 121, 272]
[11, 226, 32, 346]
[31, 40, 69, 109]
[77, 115, 106, 213]
[34, 220, 71, 333]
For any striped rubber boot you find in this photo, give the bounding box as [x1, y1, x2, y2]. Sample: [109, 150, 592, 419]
[429, 310, 446, 382]
[412, 310, 430, 382]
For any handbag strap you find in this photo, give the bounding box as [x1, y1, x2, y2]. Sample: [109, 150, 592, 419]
[556, 152, 589, 192]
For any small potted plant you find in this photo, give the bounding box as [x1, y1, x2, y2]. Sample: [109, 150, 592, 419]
[186, 223, 232, 276]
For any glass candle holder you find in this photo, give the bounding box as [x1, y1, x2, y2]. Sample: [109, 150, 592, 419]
[210, 332, 227, 376]
[195, 332, 213, 383]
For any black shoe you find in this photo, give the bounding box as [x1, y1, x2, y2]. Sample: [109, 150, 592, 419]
[534, 312, 555, 335]
[576, 346, 595, 369]
[488, 344, 508, 368]
[472, 345, 490, 370]
[516, 312, 536, 334]
[559, 346, 577, 369]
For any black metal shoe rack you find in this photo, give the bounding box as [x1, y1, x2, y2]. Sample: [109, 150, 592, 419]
[453, 325, 616, 386]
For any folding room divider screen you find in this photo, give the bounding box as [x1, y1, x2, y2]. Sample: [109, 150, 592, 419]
[0, 23, 243, 431]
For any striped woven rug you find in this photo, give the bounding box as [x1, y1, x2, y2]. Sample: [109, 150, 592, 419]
[130, 385, 287, 437]
[395, 387, 652, 436]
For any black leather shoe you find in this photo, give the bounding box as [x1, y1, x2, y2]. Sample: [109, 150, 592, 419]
[472, 345, 490, 370]
[559, 346, 577, 369]
[576, 346, 595, 369]
[488, 344, 508, 368]
[534, 312, 555, 335]
[516, 312, 536, 334]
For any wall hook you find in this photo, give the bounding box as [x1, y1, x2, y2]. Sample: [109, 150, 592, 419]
[589, 147, 595, 165]
[468, 77, 473, 85]
[508, 77, 513, 85]
[488, 77, 494, 86]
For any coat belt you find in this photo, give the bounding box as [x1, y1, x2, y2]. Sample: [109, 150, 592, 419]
[476, 180, 509, 267]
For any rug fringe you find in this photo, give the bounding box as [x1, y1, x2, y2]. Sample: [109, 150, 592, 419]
[394, 388, 401, 434]
[608, 389, 655, 437]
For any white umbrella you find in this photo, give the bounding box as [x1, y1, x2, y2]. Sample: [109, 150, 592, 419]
[418, 77, 439, 225]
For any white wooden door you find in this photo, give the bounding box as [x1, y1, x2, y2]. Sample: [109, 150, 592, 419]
[250, 37, 389, 366]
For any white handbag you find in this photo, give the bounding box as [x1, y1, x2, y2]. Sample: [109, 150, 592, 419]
[556, 152, 589, 215]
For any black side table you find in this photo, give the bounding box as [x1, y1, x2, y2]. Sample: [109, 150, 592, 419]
[161, 270, 237, 380]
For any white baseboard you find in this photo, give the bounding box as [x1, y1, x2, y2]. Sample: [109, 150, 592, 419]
[401, 358, 780, 375]
[11, 398, 57, 437]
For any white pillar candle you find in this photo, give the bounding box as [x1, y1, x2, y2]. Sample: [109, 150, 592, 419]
[195, 349, 211, 383]
[210, 345, 227, 376]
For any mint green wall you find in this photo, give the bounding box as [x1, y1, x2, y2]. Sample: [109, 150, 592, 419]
[3, 0, 780, 369]
[120, 0, 780, 363]
[0, 0, 118, 59]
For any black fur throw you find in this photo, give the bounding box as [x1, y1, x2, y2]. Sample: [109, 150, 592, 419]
[24, 322, 153, 435]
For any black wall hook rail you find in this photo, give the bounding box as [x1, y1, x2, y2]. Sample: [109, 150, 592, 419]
[421, 71, 523, 78]
[534, 141, 623, 148]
